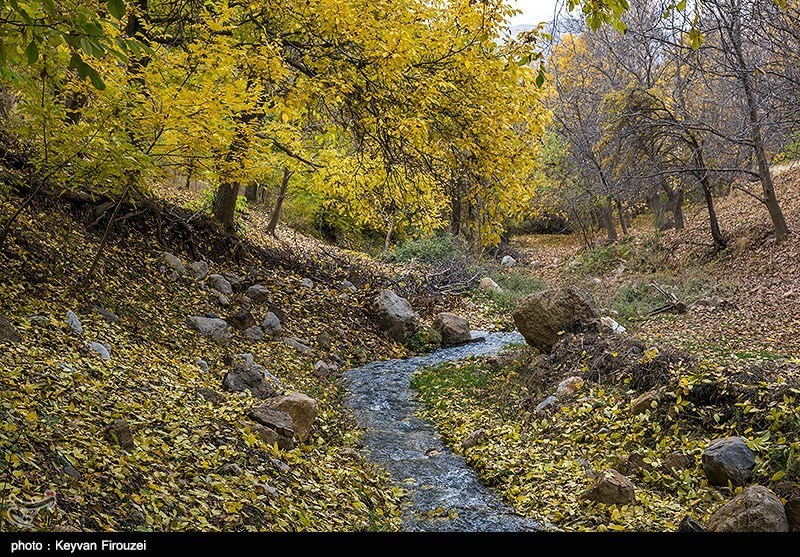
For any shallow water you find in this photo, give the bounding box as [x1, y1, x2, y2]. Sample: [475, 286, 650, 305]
[344, 332, 541, 532]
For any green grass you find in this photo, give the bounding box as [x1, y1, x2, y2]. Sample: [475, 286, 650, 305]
[474, 269, 547, 312]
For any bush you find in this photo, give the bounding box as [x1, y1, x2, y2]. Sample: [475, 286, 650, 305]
[407, 327, 443, 353]
[390, 232, 458, 263]
[475, 269, 547, 312]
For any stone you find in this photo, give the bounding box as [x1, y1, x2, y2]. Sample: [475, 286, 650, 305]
[262, 312, 282, 337]
[341, 280, 357, 293]
[250, 424, 294, 450]
[105, 419, 135, 450]
[313, 360, 333, 377]
[222, 353, 281, 399]
[600, 316, 626, 335]
[162, 252, 186, 275]
[535, 395, 557, 414]
[432, 312, 471, 346]
[631, 391, 660, 415]
[220, 463, 243, 476]
[216, 294, 231, 308]
[316, 331, 332, 352]
[226, 309, 256, 331]
[530, 260, 543, 270]
[223, 272, 247, 293]
[86, 341, 110, 360]
[65, 310, 83, 335]
[707, 486, 789, 532]
[61, 464, 82, 480]
[285, 337, 315, 357]
[243, 326, 265, 341]
[91, 306, 119, 324]
[247, 405, 295, 439]
[207, 274, 233, 295]
[266, 392, 318, 443]
[197, 387, 224, 404]
[479, 277, 503, 293]
[0, 315, 21, 342]
[28, 315, 50, 326]
[300, 278, 314, 289]
[556, 376, 584, 398]
[702, 437, 756, 487]
[501, 255, 517, 267]
[461, 429, 489, 450]
[677, 516, 706, 532]
[188, 261, 209, 280]
[662, 451, 692, 472]
[373, 289, 420, 343]
[512, 287, 598, 353]
[784, 497, 800, 532]
[246, 284, 270, 303]
[186, 316, 230, 341]
[582, 469, 635, 505]
[196, 358, 209, 373]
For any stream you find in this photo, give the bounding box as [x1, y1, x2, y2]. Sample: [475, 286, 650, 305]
[344, 331, 541, 532]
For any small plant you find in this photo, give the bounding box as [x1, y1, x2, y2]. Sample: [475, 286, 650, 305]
[407, 327, 442, 353]
[474, 269, 547, 312]
[389, 232, 458, 263]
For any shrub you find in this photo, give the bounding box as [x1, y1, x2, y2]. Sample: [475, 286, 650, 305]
[407, 327, 443, 353]
[390, 232, 458, 263]
[475, 269, 547, 312]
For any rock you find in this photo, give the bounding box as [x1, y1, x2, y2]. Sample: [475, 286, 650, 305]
[461, 429, 489, 450]
[313, 360, 333, 377]
[186, 316, 230, 341]
[530, 260, 543, 270]
[707, 486, 788, 532]
[677, 516, 706, 532]
[197, 387, 224, 404]
[28, 315, 50, 326]
[246, 284, 270, 303]
[105, 419, 135, 450]
[619, 453, 654, 475]
[702, 437, 755, 487]
[216, 294, 231, 308]
[432, 312, 471, 346]
[243, 326, 264, 341]
[196, 358, 209, 373]
[285, 337, 315, 357]
[784, 497, 800, 532]
[535, 395, 557, 414]
[341, 280, 357, 293]
[250, 424, 294, 450]
[220, 463, 243, 476]
[630, 391, 660, 415]
[0, 315, 21, 342]
[479, 277, 503, 293]
[91, 306, 119, 324]
[226, 309, 256, 331]
[373, 289, 420, 343]
[512, 287, 598, 353]
[316, 331, 332, 352]
[262, 312, 282, 337]
[590, 277, 602, 286]
[300, 278, 314, 289]
[222, 353, 281, 399]
[247, 405, 295, 439]
[582, 469, 635, 505]
[65, 310, 83, 335]
[207, 274, 233, 295]
[556, 376, 584, 398]
[501, 255, 517, 267]
[662, 451, 692, 472]
[86, 341, 110, 360]
[188, 261, 209, 280]
[340, 447, 361, 461]
[266, 392, 318, 443]
[61, 464, 82, 480]
[600, 316, 626, 335]
[223, 272, 247, 293]
[162, 252, 186, 275]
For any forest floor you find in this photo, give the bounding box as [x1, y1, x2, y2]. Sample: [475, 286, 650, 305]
[412, 168, 800, 531]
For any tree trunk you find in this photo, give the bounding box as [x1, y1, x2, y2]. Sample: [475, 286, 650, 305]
[383, 217, 395, 253]
[672, 187, 685, 230]
[603, 199, 617, 242]
[649, 191, 664, 231]
[616, 199, 628, 236]
[698, 172, 726, 251]
[266, 167, 293, 236]
[212, 180, 240, 233]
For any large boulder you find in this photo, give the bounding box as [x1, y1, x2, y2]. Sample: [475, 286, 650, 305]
[707, 486, 788, 532]
[266, 393, 318, 443]
[222, 354, 281, 399]
[702, 437, 755, 486]
[373, 289, 419, 343]
[512, 287, 598, 353]
[186, 316, 230, 341]
[248, 406, 295, 439]
[582, 469, 635, 505]
[432, 312, 471, 346]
